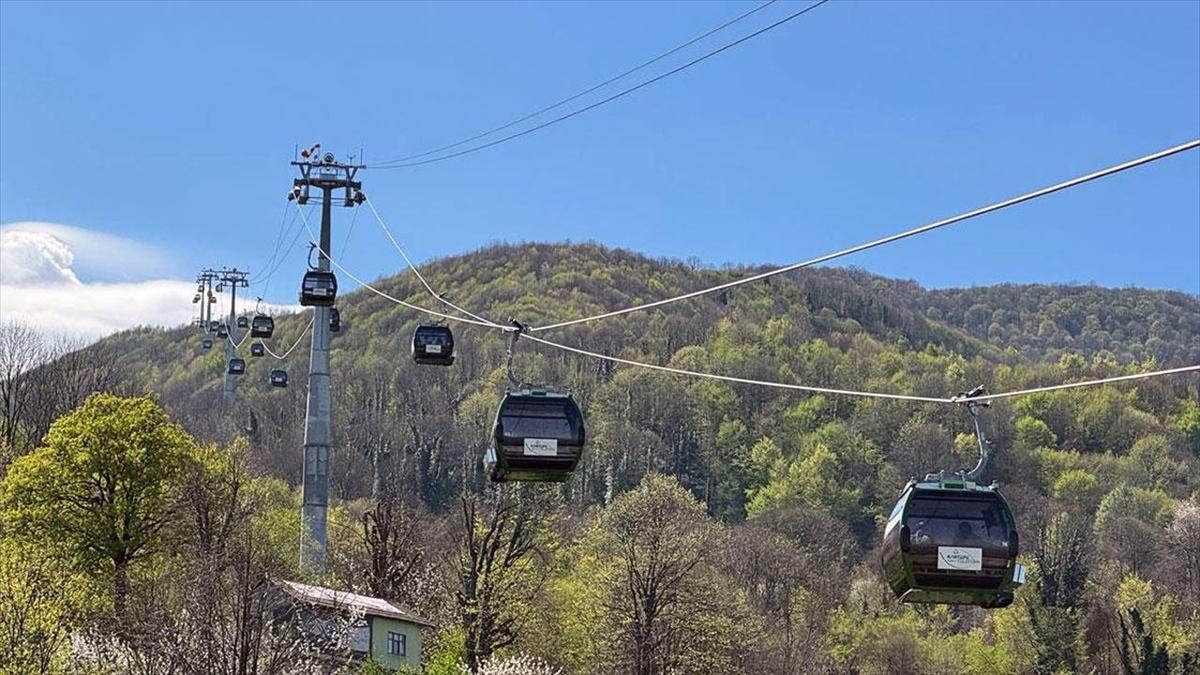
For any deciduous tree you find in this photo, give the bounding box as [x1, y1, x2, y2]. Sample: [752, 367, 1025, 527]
[0, 393, 195, 619]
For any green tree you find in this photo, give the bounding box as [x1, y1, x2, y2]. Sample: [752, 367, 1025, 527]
[1028, 512, 1093, 673]
[0, 393, 195, 618]
[1052, 468, 1101, 512]
[1095, 485, 1174, 533]
[1171, 399, 1200, 457]
[0, 538, 78, 673]
[746, 422, 883, 539]
[455, 486, 558, 674]
[1128, 435, 1183, 490]
[1014, 415, 1057, 451]
[589, 473, 748, 674]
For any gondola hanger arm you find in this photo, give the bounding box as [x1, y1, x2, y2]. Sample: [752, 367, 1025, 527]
[305, 242, 320, 270]
[506, 319, 530, 388]
[954, 386, 992, 482]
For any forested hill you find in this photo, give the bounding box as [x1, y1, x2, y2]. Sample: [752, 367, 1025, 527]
[8, 242, 1200, 673]
[879, 278, 1200, 366]
[83, 241, 1197, 512]
[103, 242, 1200, 372]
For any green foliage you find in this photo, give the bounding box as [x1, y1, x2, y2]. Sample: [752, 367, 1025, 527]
[0, 538, 79, 673]
[912, 283, 1200, 366]
[0, 393, 195, 608]
[424, 626, 468, 675]
[1014, 415, 1057, 451]
[746, 422, 883, 538]
[1036, 447, 1082, 490]
[827, 588, 1030, 675]
[1115, 575, 1195, 662]
[1172, 399, 1200, 457]
[1129, 435, 1185, 490]
[1051, 468, 1101, 511]
[1095, 484, 1175, 534]
[5, 243, 1199, 672]
[559, 474, 750, 673]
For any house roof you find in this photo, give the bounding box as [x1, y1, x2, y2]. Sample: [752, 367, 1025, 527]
[274, 579, 436, 627]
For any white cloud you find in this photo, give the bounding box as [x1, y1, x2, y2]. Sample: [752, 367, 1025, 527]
[0, 280, 198, 340]
[0, 223, 194, 341]
[0, 223, 304, 342]
[0, 221, 178, 282]
[0, 230, 81, 285]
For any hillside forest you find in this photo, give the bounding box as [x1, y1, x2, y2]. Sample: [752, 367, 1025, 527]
[2, 243, 1198, 674]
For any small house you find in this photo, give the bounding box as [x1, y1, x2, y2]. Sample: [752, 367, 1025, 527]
[271, 579, 434, 671]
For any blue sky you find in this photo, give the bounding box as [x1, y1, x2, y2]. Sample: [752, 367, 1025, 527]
[1, 0, 1197, 336]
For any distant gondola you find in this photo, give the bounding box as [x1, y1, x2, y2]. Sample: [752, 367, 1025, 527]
[486, 389, 585, 482]
[201, 336, 213, 350]
[216, 324, 229, 339]
[881, 476, 1024, 608]
[412, 323, 454, 366]
[236, 316, 249, 329]
[299, 271, 337, 307]
[329, 307, 341, 333]
[227, 358, 246, 375]
[250, 314, 274, 338]
[250, 342, 265, 357]
[269, 369, 288, 387]
[208, 320, 220, 332]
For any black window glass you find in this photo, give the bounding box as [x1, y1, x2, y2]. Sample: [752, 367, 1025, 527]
[417, 329, 451, 348]
[907, 495, 1008, 548]
[501, 399, 582, 442]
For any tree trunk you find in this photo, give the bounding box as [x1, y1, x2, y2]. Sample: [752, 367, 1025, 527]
[113, 555, 129, 623]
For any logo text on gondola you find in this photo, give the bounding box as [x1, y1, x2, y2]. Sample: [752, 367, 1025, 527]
[524, 438, 558, 456]
[937, 546, 983, 571]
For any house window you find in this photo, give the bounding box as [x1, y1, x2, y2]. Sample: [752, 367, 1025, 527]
[387, 631, 406, 657]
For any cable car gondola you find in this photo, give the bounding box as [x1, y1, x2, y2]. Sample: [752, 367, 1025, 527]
[208, 320, 220, 332]
[201, 337, 213, 350]
[486, 388, 585, 483]
[329, 307, 341, 333]
[881, 476, 1023, 608]
[216, 324, 229, 339]
[269, 369, 288, 387]
[299, 271, 337, 307]
[880, 390, 1025, 608]
[236, 316, 249, 329]
[227, 358, 246, 375]
[250, 342, 265, 357]
[412, 323, 454, 366]
[250, 314, 274, 338]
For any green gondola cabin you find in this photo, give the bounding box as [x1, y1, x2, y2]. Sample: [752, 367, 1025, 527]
[881, 474, 1026, 608]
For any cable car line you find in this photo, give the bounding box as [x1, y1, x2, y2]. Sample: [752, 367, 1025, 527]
[365, 197, 503, 326]
[376, 0, 780, 165]
[529, 139, 1200, 332]
[263, 320, 314, 360]
[953, 365, 1200, 403]
[294, 204, 502, 328]
[248, 202, 295, 283]
[281, 234, 1200, 406]
[251, 208, 303, 284]
[251, 206, 310, 295]
[339, 201, 361, 258]
[522, 332, 1200, 403]
[308, 212, 954, 403]
[227, 329, 251, 351]
[367, 0, 832, 170]
[523, 332, 954, 402]
[330, 195, 1200, 405]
